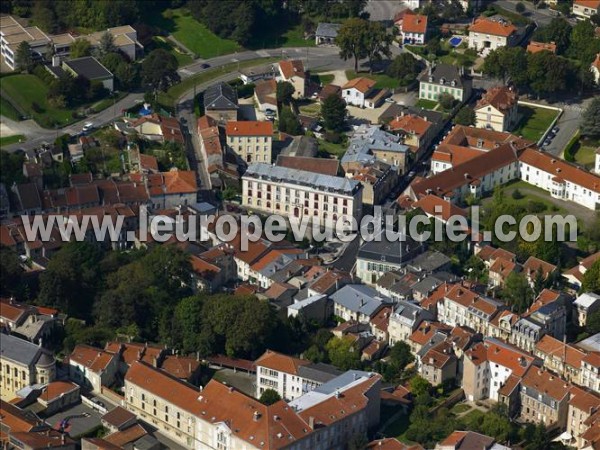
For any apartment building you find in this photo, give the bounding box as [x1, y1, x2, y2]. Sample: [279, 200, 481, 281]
[475, 86, 519, 132]
[580, 353, 600, 393]
[534, 335, 588, 385]
[68, 344, 118, 393]
[468, 17, 518, 54]
[462, 338, 535, 406]
[331, 284, 391, 323]
[419, 340, 458, 386]
[0, 15, 50, 70]
[344, 160, 398, 206]
[567, 386, 600, 449]
[520, 367, 570, 428]
[0, 333, 55, 401]
[572, 0, 600, 19]
[388, 301, 435, 345]
[388, 113, 435, 161]
[242, 163, 363, 232]
[418, 64, 472, 102]
[573, 293, 600, 327]
[226, 121, 273, 164]
[254, 350, 342, 400]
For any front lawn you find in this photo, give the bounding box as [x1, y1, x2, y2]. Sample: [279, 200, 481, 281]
[415, 99, 438, 110]
[513, 105, 558, 142]
[1, 96, 22, 121]
[345, 70, 400, 89]
[0, 134, 25, 147]
[1, 74, 74, 128]
[246, 21, 316, 49]
[298, 101, 321, 117]
[152, 36, 193, 67]
[310, 73, 335, 86]
[148, 8, 241, 59]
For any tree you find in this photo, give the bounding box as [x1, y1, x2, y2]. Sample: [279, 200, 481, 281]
[581, 98, 600, 139]
[533, 18, 572, 54]
[70, 38, 92, 58]
[336, 17, 368, 72]
[503, 272, 534, 313]
[326, 336, 361, 370]
[454, 106, 475, 126]
[483, 46, 528, 85]
[389, 341, 414, 374]
[426, 37, 442, 57]
[438, 93, 455, 110]
[96, 32, 116, 57]
[0, 246, 24, 298]
[364, 21, 393, 73]
[386, 53, 422, 84]
[409, 375, 432, 398]
[321, 93, 347, 132]
[15, 41, 33, 72]
[587, 309, 600, 334]
[276, 81, 294, 105]
[141, 49, 180, 91]
[582, 259, 600, 294]
[278, 107, 302, 135]
[515, 2, 526, 13]
[568, 20, 600, 65]
[527, 51, 570, 96]
[259, 389, 281, 405]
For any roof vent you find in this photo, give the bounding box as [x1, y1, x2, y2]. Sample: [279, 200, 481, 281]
[253, 411, 261, 421]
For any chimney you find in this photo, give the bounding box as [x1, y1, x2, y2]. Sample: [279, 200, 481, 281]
[152, 356, 158, 367]
[309, 416, 315, 429]
[253, 411, 261, 421]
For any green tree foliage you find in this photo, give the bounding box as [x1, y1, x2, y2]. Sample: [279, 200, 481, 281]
[70, 38, 92, 58]
[438, 93, 455, 110]
[321, 93, 347, 132]
[409, 375, 432, 398]
[37, 242, 105, 319]
[568, 20, 600, 65]
[581, 97, 600, 139]
[482, 46, 528, 85]
[587, 309, 600, 334]
[31, 0, 58, 33]
[533, 18, 572, 54]
[101, 52, 138, 90]
[364, 21, 393, 73]
[259, 388, 282, 405]
[385, 53, 422, 85]
[278, 107, 302, 135]
[389, 341, 414, 374]
[0, 150, 26, 186]
[406, 406, 459, 447]
[15, 41, 33, 72]
[96, 32, 116, 57]
[503, 272, 534, 313]
[515, 2, 526, 13]
[454, 106, 476, 126]
[276, 81, 294, 105]
[582, 259, 600, 294]
[170, 296, 204, 352]
[336, 18, 369, 72]
[527, 51, 573, 96]
[62, 318, 115, 353]
[142, 49, 180, 91]
[0, 246, 24, 298]
[326, 336, 361, 370]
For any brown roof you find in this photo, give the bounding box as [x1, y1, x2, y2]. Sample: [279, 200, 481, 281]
[476, 86, 518, 113]
[197, 114, 217, 131]
[160, 355, 201, 380]
[309, 269, 352, 294]
[9, 430, 76, 448]
[318, 83, 341, 100]
[401, 13, 428, 34]
[342, 77, 376, 93]
[489, 257, 518, 279]
[523, 256, 557, 279]
[410, 320, 450, 346]
[70, 345, 115, 373]
[569, 385, 600, 414]
[389, 114, 432, 136]
[279, 59, 306, 79]
[370, 306, 393, 333]
[575, 0, 600, 8]
[41, 381, 79, 402]
[0, 400, 37, 434]
[498, 373, 521, 396]
[527, 289, 561, 314]
[255, 79, 278, 105]
[226, 120, 274, 136]
[466, 339, 534, 376]
[412, 194, 467, 222]
[0, 298, 29, 322]
[276, 155, 339, 176]
[469, 17, 517, 37]
[527, 41, 557, 54]
[106, 341, 165, 366]
[162, 170, 198, 194]
[101, 406, 137, 429]
[366, 438, 424, 450]
[438, 431, 495, 450]
[254, 350, 310, 375]
[520, 148, 600, 193]
[521, 367, 570, 402]
[421, 341, 455, 369]
[535, 335, 586, 369]
[104, 423, 148, 447]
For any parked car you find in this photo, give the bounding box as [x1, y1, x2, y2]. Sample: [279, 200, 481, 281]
[200, 63, 211, 69]
[82, 122, 94, 132]
[551, 126, 560, 134]
[385, 97, 396, 103]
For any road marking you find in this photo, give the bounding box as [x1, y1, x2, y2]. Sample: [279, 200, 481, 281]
[231, 58, 238, 62]
[180, 69, 193, 76]
[257, 50, 270, 57]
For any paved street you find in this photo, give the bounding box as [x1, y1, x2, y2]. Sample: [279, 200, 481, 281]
[364, 0, 406, 22]
[492, 0, 568, 26]
[544, 104, 588, 157]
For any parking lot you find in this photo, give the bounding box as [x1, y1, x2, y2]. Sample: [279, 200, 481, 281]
[44, 402, 104, 438]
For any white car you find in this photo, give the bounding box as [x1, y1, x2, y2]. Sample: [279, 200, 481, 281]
[82, 122, 94, 132]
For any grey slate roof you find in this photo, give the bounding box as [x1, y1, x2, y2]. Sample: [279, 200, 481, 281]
[418, 63, 465, 89]
[244, 163, 361, 196]
[63, 56, 112, 80]
[343, 125, 408, 165]
[408, 251, 451, 273]
[330, 284, 391, 317]
[204, 82, 238, 111]
[392, 300, 432, 326]
[316, 23, 342, 39]
[0, 333, 53, 367]
[297, 362, 343, 383]
[357, 231, 424, 266]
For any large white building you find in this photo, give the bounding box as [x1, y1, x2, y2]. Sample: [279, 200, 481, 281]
[418, 64, 472, 103]
[468, 17, 518, 54]
[242, 163, 363, 232]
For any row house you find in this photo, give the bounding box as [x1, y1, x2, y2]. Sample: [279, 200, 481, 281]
[254, 350, 342, 401]
[388, 300, 435, 345]
[463, 339, 536, 408]
[408, 320, 451, 356]
[242, 163, 363, 234]
[331, 284, 392, 324]
[519, 367, 570, 429]
[68, 344, 118, 393]
[564, 252, 600, 291]
[344, 160, 399, 206]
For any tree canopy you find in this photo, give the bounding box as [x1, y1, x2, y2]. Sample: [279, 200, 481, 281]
[142, 49, 180, 91]
[321, 93, 347, 132]
[259, 389, 282, 405]
[326, 336, 361, 370]
[581, 98, 600, 139]
[454, 106, 476, 126]
[70, 38, 92, 58]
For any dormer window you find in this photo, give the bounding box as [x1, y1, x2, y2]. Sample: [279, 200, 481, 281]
[428, 76, 433, 82]
[451, 80, 456, 86]
[439, 77, 445, 85]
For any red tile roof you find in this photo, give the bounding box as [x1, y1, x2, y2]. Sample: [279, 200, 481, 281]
[342, 77, 376, 93]
[527, 41, 557, 54]
[535, 335, 586, 369]
[279, 59, 306, 79]
[466, 339, 534, 376]
[575, 0, 600, 8]
[569, 385, 600, 414]
[476, 86, 518, 113]
[254, 350, 309, 375]
[160, 355, 201, 380]
[162, 170, 198, 194]
[521, 367, 570, 402]
[389, 114, 432, 136]
[40, 381, 79, 402]
[226, 120, 274, 136]
[412, 194, 467, 222]
[104, 423, 148, 447]
[70, 345, 115, 372]
[469, 17, 517, 37]
[101, 406, 137, 429]
[401, 13, 427, 34]
[366, 438, 424, 450]
[489, 257, 518, 279]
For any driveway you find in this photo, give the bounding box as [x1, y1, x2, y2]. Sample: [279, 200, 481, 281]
[347, 104, 393, 124]
[365, 0, 406, 22]
[544, 104, 587, 157]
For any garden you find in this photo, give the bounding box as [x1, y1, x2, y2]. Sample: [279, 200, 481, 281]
[513, 105, 559, 142]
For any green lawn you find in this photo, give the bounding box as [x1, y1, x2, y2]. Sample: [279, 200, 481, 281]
[148, 8, 241, 58]
[310, 73, 335, 86]
[0, 134, 25, 147]
[459, 409, 486, 428]
[1, 74, 74, 128]
[158, 57, 279, 108]
[483, 180, 565, 214]
[246, 21, 316, 49]
[574, 145, 597, 168]
[298, 101, 321, 117]
[152, 36, 193, 67]
[317, 139, 346, 159]
[450, 403, 472, 414]
[1, 96, 22, 121]
[415, 99, 438, 110]
[345, 70, 400, 89]
[407, 43, 478, 67]
[513, 105, 559, 142]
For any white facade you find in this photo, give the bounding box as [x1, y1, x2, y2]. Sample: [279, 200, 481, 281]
[226, 133, 272, 164]
[475, 103, 518, 132]
[468, 31, 511, 52]
[401, 30, 426, 45]
[343, 87, 370, 108]
[419, 78, 467, 102]
[256, 364, 306, 401]
[573, 1, 600, 19]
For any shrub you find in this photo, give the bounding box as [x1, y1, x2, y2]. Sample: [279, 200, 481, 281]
[31, 101, 43, 113]
[324, 131, 342, 144]
[33, 64, 54, 84]
[512, 189, 524, 200]
[236, 83, 255, 99]
[526, 200, 547, 214]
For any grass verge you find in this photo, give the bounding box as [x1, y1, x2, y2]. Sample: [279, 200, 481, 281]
[1, 95, 22, 121]
[415, 99, 438, 110]
[514, 105, 558, 142]
[0, 134, 25, 147]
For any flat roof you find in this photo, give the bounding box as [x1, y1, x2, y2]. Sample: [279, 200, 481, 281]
[63, 56, 113, 80]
